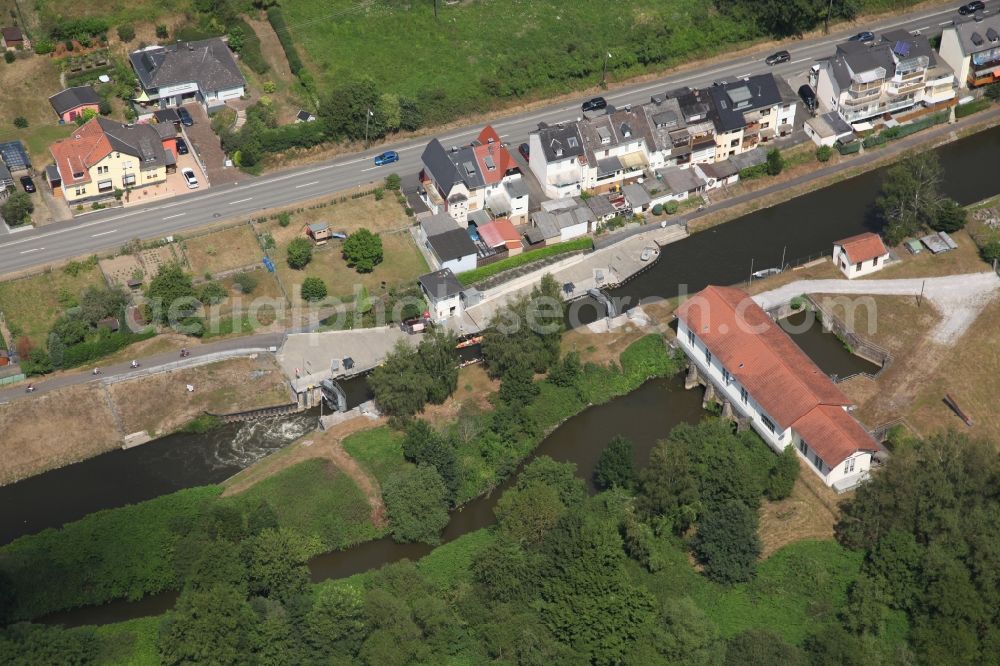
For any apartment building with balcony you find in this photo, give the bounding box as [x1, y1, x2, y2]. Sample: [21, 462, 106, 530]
[817, 31, 956, 126]
[528, 122, 587, 199]
[939, 14, 1000, 89]
[577, 105, 654, 194]
[704, 74, 797, 161]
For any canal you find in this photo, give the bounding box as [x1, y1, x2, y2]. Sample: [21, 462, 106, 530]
[12, 123, 1000, 627]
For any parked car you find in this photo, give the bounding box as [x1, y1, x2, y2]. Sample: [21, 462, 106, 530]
[330, 231, 348, 240]
[518, 143, 529, 160]
[373, 150, 399, 166]
[959, 1, 985, 15]
[181, 168, 198, 189]
[847, 31, 876, 43]
[765, 50, 790, 66]
[798, 84, 818, 112]
[177, 107, 194, 127]
[175, 137, 189, 155]
[581, 96, 607, 112]
[19, 176, 35, 193]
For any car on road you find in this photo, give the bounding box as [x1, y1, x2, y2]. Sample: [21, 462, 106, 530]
[798, 84, 818, 112]
[959, 1, 986, 15]
[518, 143, 529, 160]
[181, 168, 199, 189]
[848, 31, 876, 43]
[581, 96, 607, 112]
[373, 150, 399, 166]
[765, 50, 791, 66]
[175, 137, 189, 155]
[177, 107, 194, 127]
[19, 176, 35, 193]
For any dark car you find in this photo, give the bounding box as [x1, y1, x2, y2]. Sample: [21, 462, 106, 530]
[765, 50, 791, 66]
[959, 1, 985, 15]
[518, 143, 529, 160]
[19, 176, 35, 193]
[581, 96, 607, 112]
[177, 107, 194, 127]
[848, 31, 876, 43]
[175, 137, 189, 155]
[798, 84, 818, 112]
[373, 150, 399, 166]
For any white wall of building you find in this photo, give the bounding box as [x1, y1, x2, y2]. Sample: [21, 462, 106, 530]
[440, 253, 477, 275]
[424, 292, 462, 321]
[558, 221, 589, 242]
[939, 28, 971, 88]
[833, 246, 888, 279]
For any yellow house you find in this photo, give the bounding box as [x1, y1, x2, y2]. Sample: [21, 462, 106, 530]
[49, 117, 168, 204]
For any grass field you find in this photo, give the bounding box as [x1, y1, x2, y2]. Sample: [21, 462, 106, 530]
[183, 225, 263, 278]
[341, 425, 410, 485]
[0, 264, 107, 347]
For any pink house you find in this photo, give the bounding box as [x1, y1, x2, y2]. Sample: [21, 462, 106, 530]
[48, 86, 101, 123]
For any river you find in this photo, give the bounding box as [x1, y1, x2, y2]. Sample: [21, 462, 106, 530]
[14, 123, 1000, 628]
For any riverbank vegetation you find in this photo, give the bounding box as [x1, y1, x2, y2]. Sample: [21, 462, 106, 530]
[875, 152, 967, 245]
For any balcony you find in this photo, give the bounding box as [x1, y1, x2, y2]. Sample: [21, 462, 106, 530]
[888, 80, 924, 96]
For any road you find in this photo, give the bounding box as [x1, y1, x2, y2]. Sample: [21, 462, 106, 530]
[0, 0, 987, 275]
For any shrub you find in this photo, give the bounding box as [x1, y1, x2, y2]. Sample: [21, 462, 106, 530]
[863, 133, 887, 149]
[593, 435, 635, 490]
[155, 25, 168, 39]
[116, 24, 135, 43]
[837, 140, 861, 155]
[382, 465, 450, 544]
[651, 203, 664, 215]
[956, 98, 991, 118]
[3, 51, 14, 64]
[266, 8, 303, 75]
[262, 81, 276, 94]
[384, 173, 401, 191]
[815, 145, 833, 162]
[765, 149, 784, 176]
[12, 116, 27, 129]
[286, 237, 313, 269]
[664, 200, 679, 214]
[693, 500, 761, 584]
[342, 228, 383, 273]
[33, 39, 55, 55]
[1, 191, 33, 226]
[234, 272, 258, 294]
[277, 211, 291, 227]
[197, 281, 228, 305]
[373, 187, 384, 201]
[300, 277, 327, 302]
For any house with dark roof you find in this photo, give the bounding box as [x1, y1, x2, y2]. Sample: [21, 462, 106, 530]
[128, 38, 246, 112]
[704, 73, 797, 161]
[420, 125, 528, 225]
[816, 31, 955, 126]
[939, 13, 1000, 88]
[1, 26, 23, 50]
[425, 227, 478, 274]
[676, 286, 882, 491]
[418, 269, 465, 321]
[527, 122, 587, 199]
[833, 232, 890, 278]
[49, 86, 102, 123]
[49, 117, 167, 204]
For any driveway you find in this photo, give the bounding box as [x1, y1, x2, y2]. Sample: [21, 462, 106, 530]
[182, 103, 244, 187]
[124, 151, 211, 206]
[752, 272, 1000, 343]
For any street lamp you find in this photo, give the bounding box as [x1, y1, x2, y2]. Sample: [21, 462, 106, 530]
[364, 108, 374, 147]
[602, 52, 612, 89]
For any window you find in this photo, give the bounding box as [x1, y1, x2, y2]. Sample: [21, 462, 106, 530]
[74, 187, 85, 196]
[844, 457, 856, 474]
[730, 139, 739, 147]
[704, 349, 712, 365]
[873, 256, 879, 266]
[687, 329, 695, 346]
[740, 387, 749, 404]
[761, 415, 775, 433]
[856, 262, 862, 271]
[722, 368, 731, 385]
[799, 440, 807, 455]
[813, 452, 824, 470]
[123, 174, 136, 186]
[761, 122, 770, 129]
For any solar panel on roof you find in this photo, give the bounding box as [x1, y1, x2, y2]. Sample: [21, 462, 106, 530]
[0, 141, 30, 170]
[893, 40, 911, 57]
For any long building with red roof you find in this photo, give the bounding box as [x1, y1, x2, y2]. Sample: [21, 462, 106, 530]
[675, 285, 881, 491]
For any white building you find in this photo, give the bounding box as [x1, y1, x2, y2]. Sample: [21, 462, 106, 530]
[939, 14, 1000, 89]
[129, 39, 247, 111]
[705, 74, 798, 161]
[675, 286, 882, 491]
[418, 269, 465, 322]
[816, 30, 955, 126]
[833, 232, 890, 279]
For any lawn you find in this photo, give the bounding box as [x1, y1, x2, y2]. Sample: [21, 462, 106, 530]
[341, 425, 410, 486]
[275, 231, 428, 305]
[264, 191, 414, 247]
[32, 0, 189, 29]
[224, 457, 382, 553]
[183, 224, 263, 278]
[0, 263, 107, 347]
[868, 230, 988, 280]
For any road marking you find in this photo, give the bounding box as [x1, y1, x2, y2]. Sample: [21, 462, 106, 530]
[360, 166, 380, 172]
[789, 58, 811, 65]
[940, 20, 954, 25]
[228, 198, 253, 205]
[19, 247, 43, 254]
[162, 213, 185, 220]
[294, 181, 320, 188]
[91, 229, 118, 237]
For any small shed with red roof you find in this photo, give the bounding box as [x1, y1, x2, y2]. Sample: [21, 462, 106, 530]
[477, 217, 523, 256]
[833, 232, 889, 279]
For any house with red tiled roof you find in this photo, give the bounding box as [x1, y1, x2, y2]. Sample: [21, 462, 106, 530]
[49, 117, 168, 204]
[419, 125, 529, 225]
[833, 232, 890, 279]
[477, 217, 523, 256]
[675, 285, 882, 491]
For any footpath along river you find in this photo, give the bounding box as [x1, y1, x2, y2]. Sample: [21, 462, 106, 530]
[18, 123, 1000, 627]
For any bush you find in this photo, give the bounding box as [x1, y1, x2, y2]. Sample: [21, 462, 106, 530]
[693, 500, 761, 584]
[286, 237, 312, 269]
[651, 203, 664, 215]
[342, 228, 383, 273]
[593, 435, 635, 490]
[862, 133, 887, 149]
[156, 25, 168, 39]
[300, 277, 327, 302]
[234, 272, 258, 294]
[815, 145, 833, 162]
[197, 281, 228, 305]
[1, 191, 34, 226]
[229, 19, 268, 75]
[837, 140, 861, 155]
[116, 24, 135, 43]
[3, 51, 14, 64]
[33, 39, 55, 55]
[276, 211, 291, 227]
[765, 149, 784, 176]
[384, 173, 401, 191]
[12, 116, 27, 129]
[956, 98, 991, 118]
[664, 200, 679, 214]
[382, 465, 450, 544]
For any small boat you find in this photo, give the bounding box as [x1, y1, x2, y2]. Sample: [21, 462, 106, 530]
[455, 335, 483, 349]
[640, 247, 658, 261]
[752, 267, 782, 279]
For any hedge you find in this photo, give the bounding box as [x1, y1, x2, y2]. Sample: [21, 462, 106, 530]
[862, 133, 887, 148]
[456, 237, 593, 286]
[266, 8, 303, 76]
[738, 164, 769, 180]
[956, 98, 992, 118]
[837, 141, 861, 155]
[231, 18, 268, 76]
[61, 329, 156, 368]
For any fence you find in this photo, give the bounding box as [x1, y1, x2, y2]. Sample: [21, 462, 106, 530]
[806, 294, 892, 375]
[0, 372, 26, 386]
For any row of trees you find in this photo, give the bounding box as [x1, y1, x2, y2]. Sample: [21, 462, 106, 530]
[876, 152, 967, 245]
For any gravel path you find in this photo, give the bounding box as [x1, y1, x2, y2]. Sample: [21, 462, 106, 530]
[752, 272, 1000, 344]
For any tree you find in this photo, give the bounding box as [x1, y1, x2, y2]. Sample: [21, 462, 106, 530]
[75, 108, 97, 126]
[651, 596, 722, 666]
[1, 191, 33, 226]
[693, 500, 761, 584]
[300, 277, 327, 302]
[320, 76, 383, 141]
[0, 623, 100, 665]
[234, 272, 258, 294]
[417, 328, 458, 404]
[497, 362, 539, 404]
[471, 536, 534, 603]
[546, 351, 582, 389]
[875, 152, 944, 245]
[197, 281, 228, 305]
[47, 331, 66, 368]
[116, 24, 135, 42]
[22, 348, 53, 376]
[400, 421, 459, 500]
[158, 584, 257, 666]
[931, 198, 967, 233]
[78, 285, 128, 325]
[816, 145, 833, 162]
[495, 482, 566, 545]
[368, 341, 435, 417]
[146, 264, 198, 324]
[342, 228, 383, 273]
[765, 445, 799, 500]
[981, 237, 1000, 265]
[724, 629, 806, 666]
[842, 573, 889, 636]
[242, 528, 311, 602]
[382, 465, 450, 544]
[227, 25, 245, 52]
[516, 456, 586, 507]
[303, 583, 367, 660]
[482, 274, 565, 378]
[12, 116, 28, 129]
[637, 440, 700, 534]
[593, 435, 635, 490]
[286, 237, 313, 269]
[765, 148, 783, 176]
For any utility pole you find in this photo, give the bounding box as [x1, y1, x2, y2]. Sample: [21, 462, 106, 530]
[434, 0, 438, 19]
[749, 257, 755, 287]
[364, 108, 373, 147]
[917, 279, 925, 307]
[780, 245, 787, 272]
[601, 52, 612, 89]
[824, 0, 834, 34]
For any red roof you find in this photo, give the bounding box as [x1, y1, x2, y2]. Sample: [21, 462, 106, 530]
[49, 118, 113, 185]
[676, 285, 878, 467]
[473, 125, 516, 186]
[478, 217, 521, 250]
[836, 232, 888, 264]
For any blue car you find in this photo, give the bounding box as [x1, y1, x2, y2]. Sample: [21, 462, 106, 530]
[374, 150, 399, 166]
